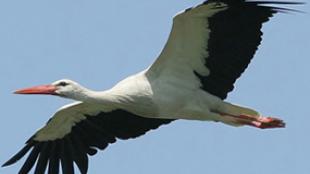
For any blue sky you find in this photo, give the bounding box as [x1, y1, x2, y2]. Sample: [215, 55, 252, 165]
[0, 0, 309, 174]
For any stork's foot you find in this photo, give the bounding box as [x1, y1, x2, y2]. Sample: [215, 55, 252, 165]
[239, 115, 285, 129]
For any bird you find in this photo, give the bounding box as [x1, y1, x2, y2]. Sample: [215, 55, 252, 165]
[2, 0, 303, 174]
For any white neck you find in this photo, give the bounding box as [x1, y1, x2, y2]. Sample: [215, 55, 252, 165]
[64, 86, 117, 105]
[82, 90, 117, 104]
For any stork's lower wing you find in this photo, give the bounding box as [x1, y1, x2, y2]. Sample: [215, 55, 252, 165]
[2, 102, 173, 174]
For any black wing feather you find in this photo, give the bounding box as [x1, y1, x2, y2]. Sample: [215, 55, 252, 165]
[3, 109, 173, 174]
[69, 134, 88, 174]
[34, 143, 50, 174]
[2, 143, 33, 167]
[48, 142, 59, 174]
[195, 1, 297, 99]
[18, 144, 41, 174]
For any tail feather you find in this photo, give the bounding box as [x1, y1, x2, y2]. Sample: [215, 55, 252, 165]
[217, 102, 260, 127]
[225, 102, 260, 117]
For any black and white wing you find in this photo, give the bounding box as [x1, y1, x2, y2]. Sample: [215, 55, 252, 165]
[2, 102, 173, 174]
[147, 0, 301, 99]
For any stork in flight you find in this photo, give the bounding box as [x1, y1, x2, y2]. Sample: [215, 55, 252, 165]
[3, 0, 302, 174]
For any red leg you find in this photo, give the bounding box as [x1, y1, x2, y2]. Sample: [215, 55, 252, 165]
[219, 113, 285, 129]
[240, 115, 285, 129]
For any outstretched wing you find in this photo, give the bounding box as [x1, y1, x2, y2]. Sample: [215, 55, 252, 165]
[147, 0, 300, 99]
[2, 102, 173, 174]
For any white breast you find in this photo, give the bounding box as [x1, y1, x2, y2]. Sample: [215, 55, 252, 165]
[109, 70, 223, 120]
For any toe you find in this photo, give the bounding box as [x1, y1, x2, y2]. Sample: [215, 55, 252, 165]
[256, 116, 285, 129]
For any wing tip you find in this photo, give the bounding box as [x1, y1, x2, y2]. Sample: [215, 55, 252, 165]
[204, 0, 305, 4]
[199, 0, 305, 15]
[249, 1, 306, 13]
[2, 142, 34, 168]
[2, 161, 11, 168]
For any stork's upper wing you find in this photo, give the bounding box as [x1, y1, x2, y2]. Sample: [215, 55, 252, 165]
[147, 0, 299, 99]
[2, 102, 173, 174]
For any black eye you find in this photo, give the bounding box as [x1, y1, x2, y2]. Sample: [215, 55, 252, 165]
[58, 82, 68, 86]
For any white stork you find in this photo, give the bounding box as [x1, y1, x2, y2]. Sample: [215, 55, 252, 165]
[2, 0, 302, 174]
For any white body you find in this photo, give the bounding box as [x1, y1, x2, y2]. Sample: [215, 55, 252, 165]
[107, 71, 224, 121]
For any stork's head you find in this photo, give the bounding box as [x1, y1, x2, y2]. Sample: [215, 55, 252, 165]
[14, 79, 89, 100]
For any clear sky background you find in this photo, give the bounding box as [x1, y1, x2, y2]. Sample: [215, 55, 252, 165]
[0, 0, 309, 174]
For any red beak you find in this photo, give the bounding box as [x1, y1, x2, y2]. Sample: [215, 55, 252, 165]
[14, 84, 57, 95]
